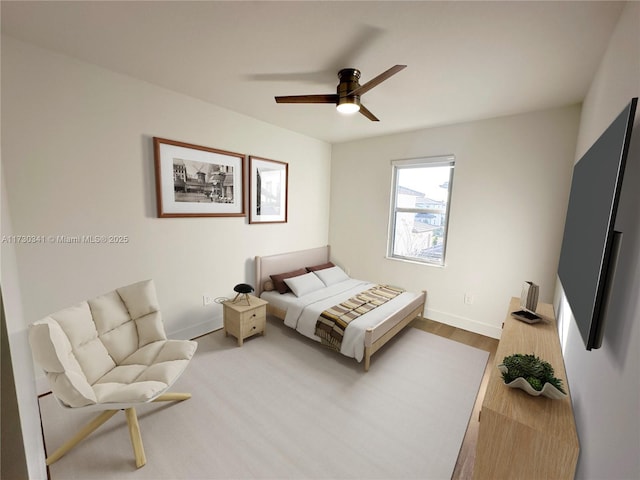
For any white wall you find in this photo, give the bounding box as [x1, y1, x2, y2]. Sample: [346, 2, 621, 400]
[2, 35, 331, 336]
[555, 2, 640, 479]
[1, 36, 331, 478]
[330, 106, 580, 338]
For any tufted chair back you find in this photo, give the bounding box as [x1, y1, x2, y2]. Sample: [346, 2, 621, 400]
[28, 279, 197, 468]
[29, 279, 195, 408]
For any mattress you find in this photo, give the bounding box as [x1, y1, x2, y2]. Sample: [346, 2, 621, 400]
[261, 278, 421, 361]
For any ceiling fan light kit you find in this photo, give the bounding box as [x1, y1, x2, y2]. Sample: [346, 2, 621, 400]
[275, 65, 406, 122]
[336, 97, 361, 115]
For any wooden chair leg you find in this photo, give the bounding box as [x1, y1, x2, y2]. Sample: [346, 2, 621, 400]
[46, 395, 190, 468]
[46, 410, 118, 465]
[154, 392, 192, 402]
[125, 408, 146, 468]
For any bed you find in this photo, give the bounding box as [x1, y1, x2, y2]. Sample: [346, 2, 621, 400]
[255, 245, 427, 371]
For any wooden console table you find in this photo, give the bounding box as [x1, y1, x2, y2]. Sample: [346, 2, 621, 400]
[473, 297, 579, 480]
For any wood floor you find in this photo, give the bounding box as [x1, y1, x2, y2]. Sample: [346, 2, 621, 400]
[410, 317, 499, 480]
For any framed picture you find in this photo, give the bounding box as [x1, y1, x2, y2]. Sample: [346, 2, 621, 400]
[153, 137, 245, 217]
[249, 156, 288, 224]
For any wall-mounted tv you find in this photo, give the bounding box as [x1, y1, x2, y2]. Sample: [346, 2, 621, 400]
[558, 97, 637, 350]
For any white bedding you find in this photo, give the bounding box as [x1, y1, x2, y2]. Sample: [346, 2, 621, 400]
[261, 279, 420, 362]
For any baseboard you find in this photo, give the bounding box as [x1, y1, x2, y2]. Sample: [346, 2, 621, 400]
[168, 315, 223, 341]
[424, 308, 502, 339]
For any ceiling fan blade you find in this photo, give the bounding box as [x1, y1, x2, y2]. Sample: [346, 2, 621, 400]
[359, 104, 379, 122]
[348, 65, 407, 97]
[275, 94, 338, 104]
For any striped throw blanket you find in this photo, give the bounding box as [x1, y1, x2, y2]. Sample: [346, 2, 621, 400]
[315, 285, 404, 352]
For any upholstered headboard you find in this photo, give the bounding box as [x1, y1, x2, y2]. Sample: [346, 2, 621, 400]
[255, 245, 330, 296]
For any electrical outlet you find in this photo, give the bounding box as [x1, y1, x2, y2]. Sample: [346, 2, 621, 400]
[203, 295, 213, 306]
[464, 293, 474, 305]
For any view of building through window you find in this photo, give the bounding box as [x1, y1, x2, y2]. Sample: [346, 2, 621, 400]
[389, 158, 454, 265]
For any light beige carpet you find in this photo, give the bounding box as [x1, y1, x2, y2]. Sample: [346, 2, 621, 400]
[39, 320, 489, 479]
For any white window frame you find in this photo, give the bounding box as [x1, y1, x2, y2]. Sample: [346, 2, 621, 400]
[387, 155, 455, 266]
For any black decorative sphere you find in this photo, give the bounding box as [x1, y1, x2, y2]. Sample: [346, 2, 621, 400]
[233, 283, 254, 294]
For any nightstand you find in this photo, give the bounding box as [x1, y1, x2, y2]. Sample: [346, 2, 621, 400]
[222, 295, 268, 346]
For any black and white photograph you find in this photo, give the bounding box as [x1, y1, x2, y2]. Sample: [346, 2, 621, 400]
[173, 159, 235, 204]
[154, 137, 245, 217]
[249, 156, 288, 224]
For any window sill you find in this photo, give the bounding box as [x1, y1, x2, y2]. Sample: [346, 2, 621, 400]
[385, 255, 445, 268]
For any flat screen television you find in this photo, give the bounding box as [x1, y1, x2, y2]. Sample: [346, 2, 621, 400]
[558, 97, 637, 350]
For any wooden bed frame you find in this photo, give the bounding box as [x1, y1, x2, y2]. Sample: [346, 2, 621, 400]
[255, 245, 427, 371]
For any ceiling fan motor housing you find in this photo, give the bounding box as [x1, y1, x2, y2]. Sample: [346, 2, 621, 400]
[275, 65, 405, 121]
[337, 68, 361, 107]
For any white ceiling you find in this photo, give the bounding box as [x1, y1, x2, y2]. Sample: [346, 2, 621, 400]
[1, 1, 625, 144]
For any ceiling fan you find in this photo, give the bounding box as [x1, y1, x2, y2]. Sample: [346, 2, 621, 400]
[275, 65, 407, 122]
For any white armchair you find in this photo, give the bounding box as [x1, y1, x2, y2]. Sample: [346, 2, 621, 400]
[29, 279, 197, 468]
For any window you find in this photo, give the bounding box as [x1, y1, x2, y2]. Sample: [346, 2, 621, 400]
[388, 156, 454, 266]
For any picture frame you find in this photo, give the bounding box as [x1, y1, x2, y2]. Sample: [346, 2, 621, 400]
[153, 137, 246, 217]
[249, 156, 288, 224]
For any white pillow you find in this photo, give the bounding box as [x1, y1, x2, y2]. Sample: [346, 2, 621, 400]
[284, 272, 326, 297]
[313, 265, 350, 286]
